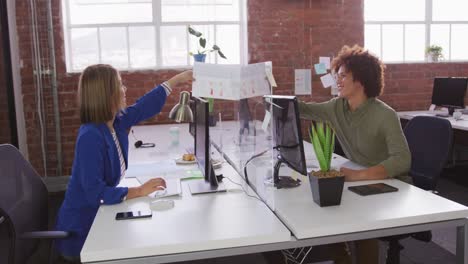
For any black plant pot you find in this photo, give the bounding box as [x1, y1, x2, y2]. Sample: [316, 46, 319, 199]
[208, 113, 217, 127]
[309, 175, 345, 207]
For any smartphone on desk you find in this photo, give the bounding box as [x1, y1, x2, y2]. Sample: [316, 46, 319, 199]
[115, 209, 152, 221]
[348, 183, 398, 196]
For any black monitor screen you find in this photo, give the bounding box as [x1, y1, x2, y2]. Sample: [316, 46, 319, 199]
[194, 97, 209, 179]
[431, 77, 468, 108]
[265, 95, 307, 176]
[193, 97, 218, 188]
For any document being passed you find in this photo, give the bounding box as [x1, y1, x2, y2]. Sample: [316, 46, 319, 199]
[192, 61, 273, 100]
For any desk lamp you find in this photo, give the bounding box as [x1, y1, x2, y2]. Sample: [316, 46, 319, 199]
[169, 91, 193, 122]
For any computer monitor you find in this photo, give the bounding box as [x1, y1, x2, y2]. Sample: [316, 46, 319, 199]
[431, 77, 468, 115]
[189, 97, 226, 195]
[264, 95, 307, 189]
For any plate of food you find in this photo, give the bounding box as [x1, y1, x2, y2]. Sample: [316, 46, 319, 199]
[175, 153, 197, 165]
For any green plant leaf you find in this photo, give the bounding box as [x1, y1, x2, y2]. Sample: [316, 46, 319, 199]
[324, 124, 331, 169]
[199, 38, 206, 48]
[188, 26, 202, 37]
[311, 124, 328, 171]
[316, 122, 325, 150]
[330, 130, 335, 167]
[218, 50, 227, 59]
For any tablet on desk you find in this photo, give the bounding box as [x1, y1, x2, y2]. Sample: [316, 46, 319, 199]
[348, 183, 398, 196]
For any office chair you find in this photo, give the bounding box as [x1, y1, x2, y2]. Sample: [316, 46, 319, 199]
[0, 144, 69, 264]
[382, 116, 453, 264]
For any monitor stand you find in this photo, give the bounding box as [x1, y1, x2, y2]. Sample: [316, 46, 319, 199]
[188, 180, 226, 195]
[273, 159, 301, 189]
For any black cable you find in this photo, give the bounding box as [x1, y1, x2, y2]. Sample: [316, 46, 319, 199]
[131, 130, 155, 148]
[243, 148, 270, 184]
[222, 176, 264, 203]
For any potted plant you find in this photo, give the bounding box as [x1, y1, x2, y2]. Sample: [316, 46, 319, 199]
[309, 122, 345, 207]
[188, 26, 227, 126]
[188, 26, 227, 63]
[426, 45, 443, 62]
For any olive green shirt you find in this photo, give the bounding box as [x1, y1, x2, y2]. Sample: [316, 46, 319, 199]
[299, 97, 411, 181]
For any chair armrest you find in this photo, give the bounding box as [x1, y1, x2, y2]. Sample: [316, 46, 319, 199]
[21, 231, 70, 239]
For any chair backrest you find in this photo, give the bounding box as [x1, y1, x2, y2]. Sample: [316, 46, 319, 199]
[404, 116, 453, 190]
[0, 144, 49, 264]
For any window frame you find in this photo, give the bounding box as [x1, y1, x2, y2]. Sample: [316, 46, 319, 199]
[364, 0, 468, 63]
[62, 0, 248, 72]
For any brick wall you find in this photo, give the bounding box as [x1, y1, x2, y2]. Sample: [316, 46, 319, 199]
[10, 0, 468, 176]
[382, 63, 468, 110]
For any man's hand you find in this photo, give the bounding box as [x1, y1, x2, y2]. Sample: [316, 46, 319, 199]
[340, 167, 362, 181]
[340, 164, 388, 181]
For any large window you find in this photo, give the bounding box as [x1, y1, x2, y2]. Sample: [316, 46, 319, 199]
[62, 0, 247, 72]
[365, 0, 468, 63]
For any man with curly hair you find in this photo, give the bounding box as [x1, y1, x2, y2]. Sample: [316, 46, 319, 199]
[300, 44, 410, 181]
[297, 45, 411, 263]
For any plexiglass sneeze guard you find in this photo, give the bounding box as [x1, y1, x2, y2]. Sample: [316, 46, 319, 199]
[192, 61, 277, 209]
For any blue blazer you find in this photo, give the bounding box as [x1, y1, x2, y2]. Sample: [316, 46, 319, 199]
[55, 85, 167, 257]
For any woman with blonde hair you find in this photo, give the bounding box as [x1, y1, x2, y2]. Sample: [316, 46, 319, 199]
[55, 64, 193, 262]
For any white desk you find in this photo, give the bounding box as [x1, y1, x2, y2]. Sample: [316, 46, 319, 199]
[81, 124, 292, 263]
[212, 121, 468, 263]
[398, 110, 468, 131]
[82, 123, 468, 264]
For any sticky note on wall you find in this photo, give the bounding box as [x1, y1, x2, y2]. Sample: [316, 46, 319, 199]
[314, 63, 327, 75]
[320, 73, 336, 88]
[319, 57, 331, 69]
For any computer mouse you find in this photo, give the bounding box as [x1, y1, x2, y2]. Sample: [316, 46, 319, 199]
[150, 199, 174, 211]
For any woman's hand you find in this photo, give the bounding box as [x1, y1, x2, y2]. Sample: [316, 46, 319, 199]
[139, 178, 166, 196]
[127, 178, 166, 199]
[167, 70, 193, 88]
